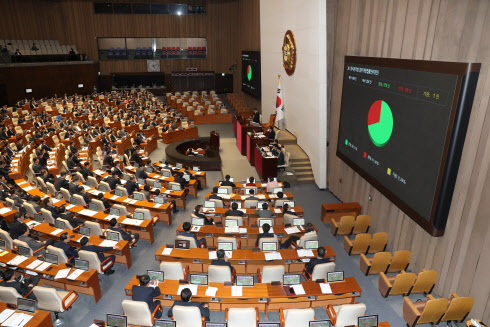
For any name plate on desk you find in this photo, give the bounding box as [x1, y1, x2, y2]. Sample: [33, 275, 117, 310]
[163, 294, 173, 300]
[193, 259, 202, 263]
[258, 298, 267, 303]
[210, 298, 220, 302]
[238, 260, 246, 265]
[351, 292, 360, 297]
[116, 251, 121, 255]
[306, 296, 316, 301]
[241, 234, 247, 239]
[206, 234, 213, 237]
[276, 234, 284, 238]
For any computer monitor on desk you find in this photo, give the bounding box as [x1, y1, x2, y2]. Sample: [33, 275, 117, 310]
[75, 258, 90, 271]
[115, 189, 124, 197]
[358, 315, 378, 327]
[292, 218, 305, 226]
[190, 273, 208, 285]
[17, 298, 36, 313]
[107, 313, 127, 327]
[304, 240, 318, 250]
[283, 274, 301, 285]
[273, 187, 283, 194]
[154, 181, 162, 189]
[45, 253, 58, 265]
[106, 231, 120, 242]
[162, 170, 172, 178]
[175, 239, 190, 249]
[235, 275, 254, 287]
[217, 242, 233, 251]
[217, 188, 229, 194]
[284, 201, 295, 208]
[171, 184, 182, 191]
[224, 219, 238, 227]
[110, 208, 120, 216]
[176, 163, 183, 169]
[258, 324, 280, 327]
[147, 270, 164, 282]
[34, 213, 44, 223]
[133, 193, 144, 201]
[205, 323, 227, 327]
[309, 321, 332, 327]
[154, 196, 165, 204]
[327, 271, 344, 283]
[79, 226, 91, 236]
[261, 242, 277, 252]
[192, 217, 205, 226]
[258, 219, 273, 227]
[55, 220, 65, 230]
[204, 200, 216, 208]
[88, 203, 99, 212]
[154, 320, 176, 327]
[133, 211, 144, 220]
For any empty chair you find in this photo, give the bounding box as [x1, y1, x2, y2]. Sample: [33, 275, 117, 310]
[360, 251, 391, 275]
[91, 199, 106, 212]
[216, 236, 239, 250]
[330, 215, 355, 236]
[378, 271, 417, 297]
[47, 245, 71, 263]
[257, 237, 279, 251]
[367, 232, 388, 254]
[40, 208, 55, 225]
[46, 182, 57, 196]
[387, 250, 411, 273]
[99, 181, 111, 192]
[171, 305, 204, 326]
[113, 204, 129, 216]
[327, 303, 366, 327]
[134, 208, 159, 224]
[159, 261, 189, 281]
[283, 213, 296, 226]
[36, 177, 48, 192]
[352, 215, 370, 234]
[0, 286, 24, 305]
[122, 299, 162, 327]
[279, 308, 315, 327]
[209, 198, 224, 207]
[23, 202, 39, 218]
[87, 176, 98, 189]
[440, 293, 474, 324]
[75, 171, 85, 183]
[344, 233, 371, 255]
[225, 307, 259, 327]
[403, 295, 448, 327]
[73, 194, 86, 207]
[60, 188, 71, 202]
[410, 269, 438, 295]
[257, 265, 285, 283]
[208, 265, 233, 283]
[84, 221, 104, 236]
[79, 250, 113, 274]
[33, 286, 78, 325]
[303, 262, 335, 281]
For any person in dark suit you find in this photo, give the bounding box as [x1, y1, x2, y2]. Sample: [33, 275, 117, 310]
[277, 148, 285, 166]
[178, 222, 206, 248]
[193, 205, 213, 225]
[109, 218, 139, 246]
[18, 224, 50, 256]
[135, 166, 148, 180]
[268, 126, 276, 141]
[96, 193, 111, 210]
[255, 223, 274, 248]
[283, 203, 297, 216]
[78, 162, 92, 181]
[244, 189, 259, 201]
[256, 202, 273, 218]
[0, 269, 40, 300]
[32, 157, 43, 175]
[80, 237, 117, 275]
[208, 187, 223, 201]
[125, 175, 139, 196]
[251, 108, 260, 124]
[132, 275, 163, 318]
[220, 175, 236, 187]
[69, 141, 77, 154]
[305, 246, 330, 275]
[174, 172, 187, 190]
[75, 185, 90, 205]
[211, 249, 234, 273]
[57, 206, 85, 229]
[54, 233, 78, 264]
[225, 202, 243, 217]
[8, 212, 28, 240]
[167, 288, 209, 321]
[281, 222, 316, 249]
[42, 197, 60, 219]
[105, 171, 121, 190]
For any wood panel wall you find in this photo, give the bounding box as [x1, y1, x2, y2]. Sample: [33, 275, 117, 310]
[328, 0, 490, 320]
[0, 0, 240, 80]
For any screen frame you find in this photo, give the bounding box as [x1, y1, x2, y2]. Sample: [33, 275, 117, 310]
[283, 274, 301, 286]
[234, 275, 254, 287]
[107, 313, 127, 327]
[189, 273, 208, 285]
[358, 315, 378, 327]
[154, 320, 177, 327]
[336, 56, 481, 236]
[327, 271, 344, 283]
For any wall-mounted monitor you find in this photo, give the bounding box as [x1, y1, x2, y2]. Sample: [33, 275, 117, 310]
[242, 51, 261, 98]
[336, 56, 481, 236]
[26, 89, 32, 93]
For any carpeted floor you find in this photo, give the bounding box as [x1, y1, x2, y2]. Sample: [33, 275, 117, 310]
[59, 120, 433, 327]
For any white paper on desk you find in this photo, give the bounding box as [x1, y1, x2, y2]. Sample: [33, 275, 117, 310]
[240, 195, 248, 200]
[0, 309, 15, 323]
[7, 255, 28, 266]
[120, 180, 127, 185]
[153, 175, 161, 179]
[225, 251, 232, 258]
[264, 252, 282, 261]
[99, 240, 118, 247]
[129, 200, 138, 204]
[2, 312, 32, 326]
[67, 269, 85, 280]
[225, 226, 239, 233]
[208, 251, 217, 260]
[54, 268, 71, 280]
[238, 209, 247, 213]
[220, 194, 232, 199]
[239, 228, 247, 234]
[22, 186, 34, 192]
[285, 227, 300, 234]
[17, 181, 28, 187]
[50, 228, 64, 236]
[320, 283, 332, 294]
[104, 215, 119, 221]
[297, 249, 314, 257]
[26, 259, 43, 270]
[110, 195, 119, 200]
[65, 204, 75, 210]
[231, 286, 243, 297]
[164, 190, 172, 194]
[177, 284, 197, 296]
[36, 262, 52, 271]
[123, 198, 132, 203]
[93, 169, 104, 175]
[162, 248, 173, 255]
[191, 226, 201, 232]
[126, 166, 134, 170]
[153, 203, 163, 208]
[0, 207, 12, 215]
[274, 208, 282, 214]
[292, 284, 306, 295]
[79, 209, 97, 217]
[122, 218, 143, 226]
[257, 194, 266, 200]
[47, 166, 56, 169]
[205, 286, 218, 297]
[51, 198, 61, 204]
[269, 194, 278, 199]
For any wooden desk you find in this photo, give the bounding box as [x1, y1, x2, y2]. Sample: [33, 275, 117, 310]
[247, 133, 269, 166]
[236, 119, 263, 156]
[124, 276, 359, 316]
[0, 302, 53, 327]
[162, 127, 199, 144]
[254, 146, 277, 181]
[155, 246, 335, 274]
[0, 249, 102, 303]
[141, 136, 158, 154]
[115, 136, 132, 156]
[155, 162, 207, 188]
[321, 202, 362, 223]
[194, 113, 233, 125]
[175, 223, 317, 249]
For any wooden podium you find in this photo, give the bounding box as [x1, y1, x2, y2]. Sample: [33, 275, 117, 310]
[254, 145, 277, 181]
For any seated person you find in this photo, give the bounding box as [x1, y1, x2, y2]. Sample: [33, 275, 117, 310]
[75, 185, 90, 205]
[174, 172, 188, 190]
[154, 189, 178, 214]
[256, 202, 273, 218]
[281, 222, 316, 249]
[0, 269, 40, 300]
[211, 249, 234, 273]
[193, 205, 213, 225]
[54, 233, 78, 264]
[225, 202, 243, 217]
[245, 176, 256, 187]
[141, 184, 151, 201]
[97, 192, 111, 210]
[109, 218, 139, 247]
[179, 222, 207, 248]
[208, 187, 222, 200]
[125, 175, 138, 196]
[132, 275, 163, 319]
[255, 223, 274, 248]
[220, 174, 236, 187]
[8, 212, 28, 240]
[105, 171, 122, 190]
[305, 246, 330, 275]
[245, 189, 259, 201]
[57, 206, 85, 229]
[283, 203, 297, 216]
[80, 236, 117, 275]
[167, 287, 209, 321]
[18, 224, 51, 256]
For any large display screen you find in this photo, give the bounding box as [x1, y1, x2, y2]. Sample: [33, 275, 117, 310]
[242, 51, 261, 98]
[337, 56, 480, 236]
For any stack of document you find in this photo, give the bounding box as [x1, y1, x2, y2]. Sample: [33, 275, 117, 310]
[54, 268, 71, 280]
[177, 284, 197, 295]
[297, 249, 314, 257]
[273, 208, 282, 214]
[319, 283, 332, 294]
[36, 262, 52, 271]
[7, 255, 29, 266]
[264, 252, 282, 261]
[122, 218, 143, 226]
[208, 251, 217, 260]
[79, 209, 97, 217]
[0, 309, 15, 324]
[285, 226, 300, 234]
[26, 260, 43, 270]
[65, 204, 75, 210]
[238, 228, 247, 234]
[50, 228, 64, 236]
[100, 240, 118, 247]
[162, 248, 173, 255]
[205, 287, 218, 297]
[231, 286, 242, 296]
[257, 194, 266, 199]
[67, 269, 85, 280]
[2, 312, 33, 326]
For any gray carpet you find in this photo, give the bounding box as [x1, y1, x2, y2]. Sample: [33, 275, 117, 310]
[60, 120, 429, 327]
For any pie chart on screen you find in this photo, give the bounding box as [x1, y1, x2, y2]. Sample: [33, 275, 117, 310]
[247, 65, 252, 81]
[367, 100, 393, 147]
